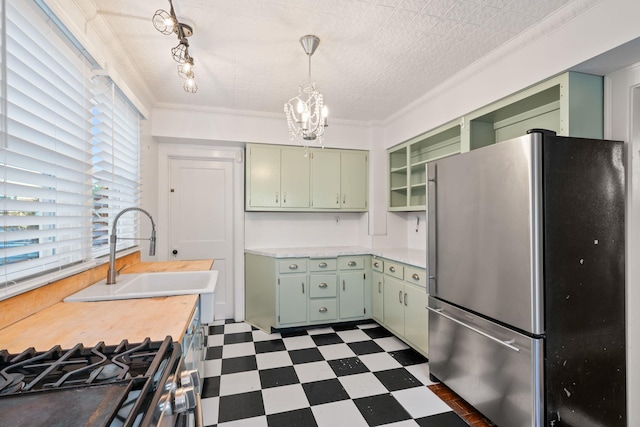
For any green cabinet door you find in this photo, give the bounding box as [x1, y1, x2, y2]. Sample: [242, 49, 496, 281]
[248, 145, 281, 208]
[310, 150, 340, 208]
[340, 151, 367, 209]
[278, 274, 307, 325]
[281, 148, 310, 208]
[403, 284, 428, 355]
[383, 276, 405, 336]
[372, 270, 384, 323]
[339, 271, 365, 320]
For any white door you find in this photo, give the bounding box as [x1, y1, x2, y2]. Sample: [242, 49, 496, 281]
[169, 158, 234, 320]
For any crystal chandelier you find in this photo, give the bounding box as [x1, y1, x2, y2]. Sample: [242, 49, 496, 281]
[284, 35, 328, 146]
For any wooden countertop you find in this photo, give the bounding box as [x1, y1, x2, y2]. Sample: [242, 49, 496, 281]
[0, 260, 213, 353]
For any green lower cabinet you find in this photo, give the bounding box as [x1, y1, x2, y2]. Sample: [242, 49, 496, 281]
[339, 271, 366, 320]
[371, 270, 384, 323]
[278, 274, 307, 325]
[403, 283, 428, 355]
[383, 276, 405, 336]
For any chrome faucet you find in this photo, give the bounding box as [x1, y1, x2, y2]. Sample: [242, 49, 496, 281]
[106, 207, 156, 284]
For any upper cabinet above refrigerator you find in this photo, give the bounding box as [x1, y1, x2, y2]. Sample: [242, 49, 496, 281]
[387, 71, 604, 212]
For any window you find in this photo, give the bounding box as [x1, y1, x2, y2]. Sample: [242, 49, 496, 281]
[0, 1, 141, 293]
[91, 76, 140, 257]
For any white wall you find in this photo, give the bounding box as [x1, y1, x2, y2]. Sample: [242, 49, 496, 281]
[604, 62, 640, 427]
[383, 0, 640, 148]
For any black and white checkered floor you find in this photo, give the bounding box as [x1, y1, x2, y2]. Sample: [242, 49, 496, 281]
[200, 320, 469, 427]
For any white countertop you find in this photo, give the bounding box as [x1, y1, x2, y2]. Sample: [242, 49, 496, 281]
[245, 246, 426, 268]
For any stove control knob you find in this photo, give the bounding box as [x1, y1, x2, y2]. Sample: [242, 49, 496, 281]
[174, 386, 197, 413]
[180, 369, 201, 392]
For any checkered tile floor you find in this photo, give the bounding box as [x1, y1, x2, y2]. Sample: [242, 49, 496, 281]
[200, 320, 470, 427]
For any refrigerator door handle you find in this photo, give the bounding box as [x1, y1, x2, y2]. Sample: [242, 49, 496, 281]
[426, 163, 437, 294]
[427, 306, 520, 353]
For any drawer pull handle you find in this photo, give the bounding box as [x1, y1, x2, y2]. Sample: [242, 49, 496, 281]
[336, 193, 339, 205]
[319, 283, 328, 288]
[276, 192, 279, 203]
[378, 281, 382, 293]
[289, 264, 298, 270]
[412, 273, 420, 281]
[404, 292, 408, 306]
[319, 307, 328, 313]
[301, 283, 305, 294]
[399, 290, 403, 304]
[389, 266, 396, 273]
[373, 262, 379, 268]
[318, 262, 328, 268]
[283, 192, 287, 204]
[342, 193, 346, 204]
[348, 261, 357, 267]
[343, 280, 346, 291]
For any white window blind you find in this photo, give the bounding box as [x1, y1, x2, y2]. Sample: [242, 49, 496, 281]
[1, 1, 93, 283]
[91, 75, 140, 257]
[0, 1, 142, 292]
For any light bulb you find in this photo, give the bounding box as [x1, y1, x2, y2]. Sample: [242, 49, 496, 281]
[296, 100, 304, 114]
[322, 105, 328, 117]
[165, 17, 174, 27]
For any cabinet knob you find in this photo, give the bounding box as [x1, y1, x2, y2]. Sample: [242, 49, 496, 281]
[373, 262, 379, 268]
[412, 273, 420, 281]
[319, 283, 328, 288]
[348, 261, 357, 267]
[318, 262, 327, 268]
[289, 264, 298, 270]
[319, 307, 328, 313]
[389, 266, 396, 273]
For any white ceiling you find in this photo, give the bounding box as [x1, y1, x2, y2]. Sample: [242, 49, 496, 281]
[71, 0, 598, 123]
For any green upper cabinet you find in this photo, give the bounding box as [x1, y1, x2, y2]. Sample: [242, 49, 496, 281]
[387, 71, 604, 212]
[246, 143, 368, 212]
[247, 145, 281, 208]
[464, 71, 603, 151]
[340, 151, 368, 210]
[281, 148, 310, 208]
[388, 120, 461, 211]
[310, 150, 341, 208]
[309, 148, 368, 211]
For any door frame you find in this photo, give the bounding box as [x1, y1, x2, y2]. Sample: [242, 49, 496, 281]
[157, 143, 245, 321]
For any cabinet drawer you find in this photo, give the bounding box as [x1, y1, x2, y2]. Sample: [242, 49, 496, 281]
[309, 258, 337, 272]
[385, 261, 404, 280]
[309, 299, 338, 322]
[309, 274, 337, 298]
[405, 266, 426, 288]
[372, 258, 384, 273]
[278, 258, 308, 273]
[338, 256, 365, 270]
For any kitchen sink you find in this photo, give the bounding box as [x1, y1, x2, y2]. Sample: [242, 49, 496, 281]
[64, 270, 218, 322]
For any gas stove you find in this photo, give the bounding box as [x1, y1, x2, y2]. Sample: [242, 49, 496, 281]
[0, 336, 201, 427]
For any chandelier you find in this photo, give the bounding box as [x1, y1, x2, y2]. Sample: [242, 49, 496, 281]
[152, 0, 198, 93]
[284, 35, 328, 146]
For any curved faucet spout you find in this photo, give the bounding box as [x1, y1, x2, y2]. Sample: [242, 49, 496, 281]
[106, 207, 157, 284]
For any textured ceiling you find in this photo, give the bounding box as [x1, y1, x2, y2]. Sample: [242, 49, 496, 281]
[71, 0, 597, 122]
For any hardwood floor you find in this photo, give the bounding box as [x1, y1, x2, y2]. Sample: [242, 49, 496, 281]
[427, 383, 496, 427]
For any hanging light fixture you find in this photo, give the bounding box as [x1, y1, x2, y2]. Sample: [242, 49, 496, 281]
[284, 35, 328, 146]
[152, 0, 198, 93]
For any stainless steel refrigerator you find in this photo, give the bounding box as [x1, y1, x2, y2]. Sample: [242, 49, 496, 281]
[426, 129, 626, 427]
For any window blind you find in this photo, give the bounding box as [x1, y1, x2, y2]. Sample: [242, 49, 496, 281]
[91, 75, 140, 257]
[0, 1, 142, 290]
[1, 1, 93, 283]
